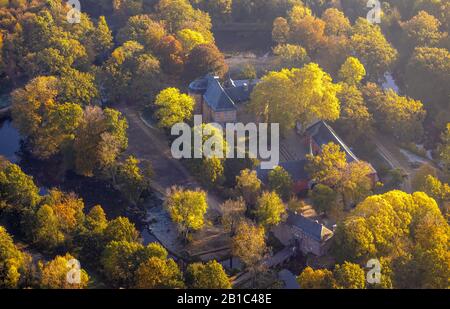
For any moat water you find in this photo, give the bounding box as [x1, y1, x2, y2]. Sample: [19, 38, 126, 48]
[0, 118, 21, 163]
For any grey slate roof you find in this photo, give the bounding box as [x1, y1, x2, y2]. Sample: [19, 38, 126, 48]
[287, 213, 331, 242]
[190, 75, 257, 112]
[256, 160, 309, 185]
[203, 75, 237, 112]
[306, 121, 359, 162]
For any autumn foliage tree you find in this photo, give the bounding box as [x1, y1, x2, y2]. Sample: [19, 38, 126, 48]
[272, 43, 310, 70]
[0, 226, 31, 288]
[338, 57, 366, 86]
[220, 198, 246, 234]
[117, 15, 166, 51]
[154, 87, 195, 128]
[272, 17, 290, 44]
[101, 240, 171, 288]
[250, 64, 341, 136]
[135, 256, 184, 289]
[370, 89, 426, 142]
[254, 191, 286, 229]
[103, 216, 140, 244]
[333, 262, 366, 289]
[232, 220, 267, 287]
[74, 106, 128, 177]
[307, 143, 373, 207]
[321, 8, 351, 37]
[336, 83, 372, 144]
[350, 18, 398, 81]
[401, 11, 446, 49]
[288, 7, 326, 55]
[11, 76, 83, 159]
[39, 253, 89, 289]
[116, 156, 153, 206]
[333, 190, 450, 288]
[100, 40, 162, 104]
[439, 124, 450, 179]
[405, 47, 450, 132]
[268, 166, 294, 201]
[186, 260, 231, 289]
[165, 187, 208, 240]
[235, 169, 261, 206]
[185, 43, 228, 80]
[297, 267, 335, 289]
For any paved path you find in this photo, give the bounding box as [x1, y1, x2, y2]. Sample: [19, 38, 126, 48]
[117, 104, 223, 211]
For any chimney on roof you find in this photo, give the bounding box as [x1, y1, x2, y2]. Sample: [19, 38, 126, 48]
[243, 82, 249, 92]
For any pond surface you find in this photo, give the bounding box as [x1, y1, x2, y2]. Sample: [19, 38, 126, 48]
[0, 118, 21, 163]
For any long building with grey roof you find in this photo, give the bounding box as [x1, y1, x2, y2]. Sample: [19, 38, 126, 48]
[188, 74, 258, 124]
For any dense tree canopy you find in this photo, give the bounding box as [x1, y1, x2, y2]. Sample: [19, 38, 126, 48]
[370, 89, 426, 142]
[1, 0, 449, 291]
[135, 256, 184, 289]
[439, 124, 450, 179]
[272, 43, 310, 70]
[235, 169, 262, 206]
[254, 191, 286, 228]
[333, 262, 366, 289]
[307, 143, 373, 207]
[185, 43, 228, 79]
[297, 266, 335, 289]
[268, 166, 294, 200]
[165, 187, 208, 239]
[154, 88, 195, 128]
[39, 253, 89, 289]
[405, 47, 450, 130]
[232, 220, 267, 275]
[116, 156, 153, 205]
[350, 18, 398, 81]
[0, 159, 40, 210]
[333, 190, 450, 288]
[338, 57, 366, 86]
[401, 11, 446, 49]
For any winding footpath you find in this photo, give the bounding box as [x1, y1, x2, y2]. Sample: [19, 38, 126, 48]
[116, 104, 223, 212]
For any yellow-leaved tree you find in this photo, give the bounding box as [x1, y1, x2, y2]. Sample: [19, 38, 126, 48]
[165, 187, 208, 240]
[176, 28, 208, 53]
[232, 220, 267, 287]
[250, 63, 341, 136]
[155, 87, 195, 129]
[39, 253, 89, 289]
[338, 57, 366, 86]
[0, 226, 32, 288]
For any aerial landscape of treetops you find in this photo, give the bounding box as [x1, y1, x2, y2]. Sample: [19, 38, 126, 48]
[0, 0, 448, 291]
